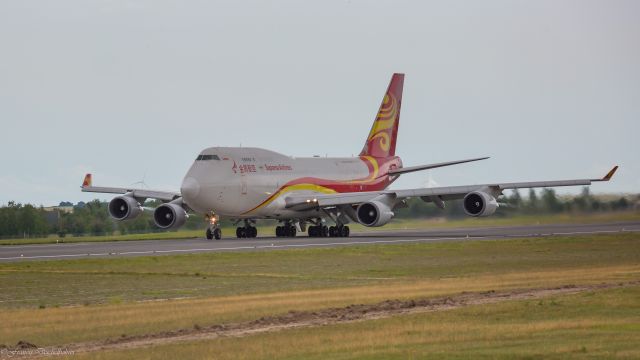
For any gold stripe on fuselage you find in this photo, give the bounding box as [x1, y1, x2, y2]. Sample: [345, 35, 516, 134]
[241, 183, 337, 215]
[241, 157, 381, 215]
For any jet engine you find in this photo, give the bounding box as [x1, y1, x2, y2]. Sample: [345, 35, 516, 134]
[463, 191, 498, 217]
[356, 201, 394, 227]
[153, 203, 188, 229]
[108, 195, 142, 221]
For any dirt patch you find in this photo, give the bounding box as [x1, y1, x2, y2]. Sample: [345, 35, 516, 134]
[1, 341, 38, 350]
[13, 280, 640, 358]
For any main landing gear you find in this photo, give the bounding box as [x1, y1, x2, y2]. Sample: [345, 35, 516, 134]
[275, 224, 297, 237]
[308, 224, 350, 237]
[236, 223, 258, 238]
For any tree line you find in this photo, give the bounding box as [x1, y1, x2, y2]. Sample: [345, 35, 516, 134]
[395, 187, 636, 219]
[0, 188, 637, 238]
[0, 199, 209, 239]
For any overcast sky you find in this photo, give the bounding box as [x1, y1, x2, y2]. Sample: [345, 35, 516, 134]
[1, 0, 638, 206]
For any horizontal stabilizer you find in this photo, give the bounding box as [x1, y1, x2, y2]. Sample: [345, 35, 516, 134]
[387, 157, 489, 176]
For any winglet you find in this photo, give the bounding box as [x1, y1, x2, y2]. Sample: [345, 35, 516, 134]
[601, 166, 618, 181]
[82, 173, 92, 188]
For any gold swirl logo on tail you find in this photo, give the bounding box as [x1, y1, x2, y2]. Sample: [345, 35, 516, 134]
[368, 93, 398, 153]
[370, 132, 390, 151]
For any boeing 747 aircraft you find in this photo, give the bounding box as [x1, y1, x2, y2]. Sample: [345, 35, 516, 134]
[81, 73, 618, 239]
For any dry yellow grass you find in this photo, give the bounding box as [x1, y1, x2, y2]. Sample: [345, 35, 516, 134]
[60, 286, 640, 360]
[1, 264, 638, 347]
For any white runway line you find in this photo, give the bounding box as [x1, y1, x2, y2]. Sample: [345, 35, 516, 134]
[0, 253, 108, 260]
[549, 230, 621, 235]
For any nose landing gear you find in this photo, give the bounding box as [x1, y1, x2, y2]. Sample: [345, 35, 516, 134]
[206, 227, 222, 240]
[205, 213, 222, 240]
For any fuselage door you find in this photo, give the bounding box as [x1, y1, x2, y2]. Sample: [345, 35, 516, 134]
[241, 174, 248, 195]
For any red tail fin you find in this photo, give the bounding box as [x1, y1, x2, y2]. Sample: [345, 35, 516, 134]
[360, 73, 404, 158]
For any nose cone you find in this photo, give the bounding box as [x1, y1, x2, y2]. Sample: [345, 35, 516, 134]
[180, 177, 200, 201]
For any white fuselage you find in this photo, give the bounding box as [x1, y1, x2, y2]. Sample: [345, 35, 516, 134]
[180, 147, 399, 219]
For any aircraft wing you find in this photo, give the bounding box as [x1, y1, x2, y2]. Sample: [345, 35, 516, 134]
[284, 166, 618, 211]
[80, 174, 180, 202]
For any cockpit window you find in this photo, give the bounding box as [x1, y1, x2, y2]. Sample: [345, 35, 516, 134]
[196, 154, 220, 161]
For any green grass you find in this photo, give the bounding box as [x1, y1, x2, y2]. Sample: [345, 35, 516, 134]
[1, 211, 638, 245]
[66, 286, 640, 360]
[1, 232, 638, 309]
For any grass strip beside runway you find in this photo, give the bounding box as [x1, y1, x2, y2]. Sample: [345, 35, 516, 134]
[0, 232, 638, 349]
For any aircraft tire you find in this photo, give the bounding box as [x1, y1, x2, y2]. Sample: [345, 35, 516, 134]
[248, 226, 257, 238]
[288, 226, 296, 237]
[341, 226, 350, 237]
[275, 226, 283, 237]
[206, 228, 214, 240]
[321, 225, 329, 237]
[214, 228, 222, 240]
[236, 227, 247, 238]
[329, 226, 337, 237]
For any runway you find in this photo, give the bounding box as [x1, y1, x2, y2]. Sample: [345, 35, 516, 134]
[1, 221, 638, 262]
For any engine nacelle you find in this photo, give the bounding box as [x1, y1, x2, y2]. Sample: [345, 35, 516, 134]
[356, 201, 394, 227]
[463, 191, 498, 217]
[153, 203, 187, 230]
[108, 195, 142, 221]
